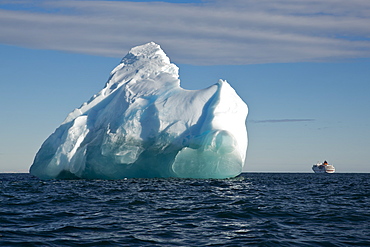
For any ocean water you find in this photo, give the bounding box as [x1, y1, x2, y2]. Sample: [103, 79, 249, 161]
[1, 173, 369, 246]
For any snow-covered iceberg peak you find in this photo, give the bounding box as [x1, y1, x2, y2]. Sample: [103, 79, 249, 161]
[30, 42, 248, 179]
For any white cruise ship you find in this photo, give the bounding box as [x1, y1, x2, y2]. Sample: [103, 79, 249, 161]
[312, 161, 335, 173]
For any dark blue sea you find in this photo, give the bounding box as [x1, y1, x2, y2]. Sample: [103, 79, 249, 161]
[1, 173, 369, 246]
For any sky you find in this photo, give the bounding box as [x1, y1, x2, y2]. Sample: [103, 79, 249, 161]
[0, 0, 369, 173]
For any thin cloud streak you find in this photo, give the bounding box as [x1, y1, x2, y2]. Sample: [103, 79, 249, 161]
[250, 119, 315, 124]
[0, 0, 370, 65]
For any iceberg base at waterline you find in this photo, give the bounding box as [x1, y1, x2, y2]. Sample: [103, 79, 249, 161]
[29, 42, 248, 179]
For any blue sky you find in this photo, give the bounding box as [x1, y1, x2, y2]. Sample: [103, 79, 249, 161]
[0, 0, 369, 173]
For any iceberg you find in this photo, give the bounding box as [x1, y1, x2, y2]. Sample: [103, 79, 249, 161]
[30, 42, 248, 179]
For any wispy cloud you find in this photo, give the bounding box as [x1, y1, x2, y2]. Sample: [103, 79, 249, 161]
[250, 119, 315, 124]
[1, 0, 370, 65]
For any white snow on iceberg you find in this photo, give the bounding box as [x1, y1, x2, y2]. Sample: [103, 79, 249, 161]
[30, 42, 248, 179]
